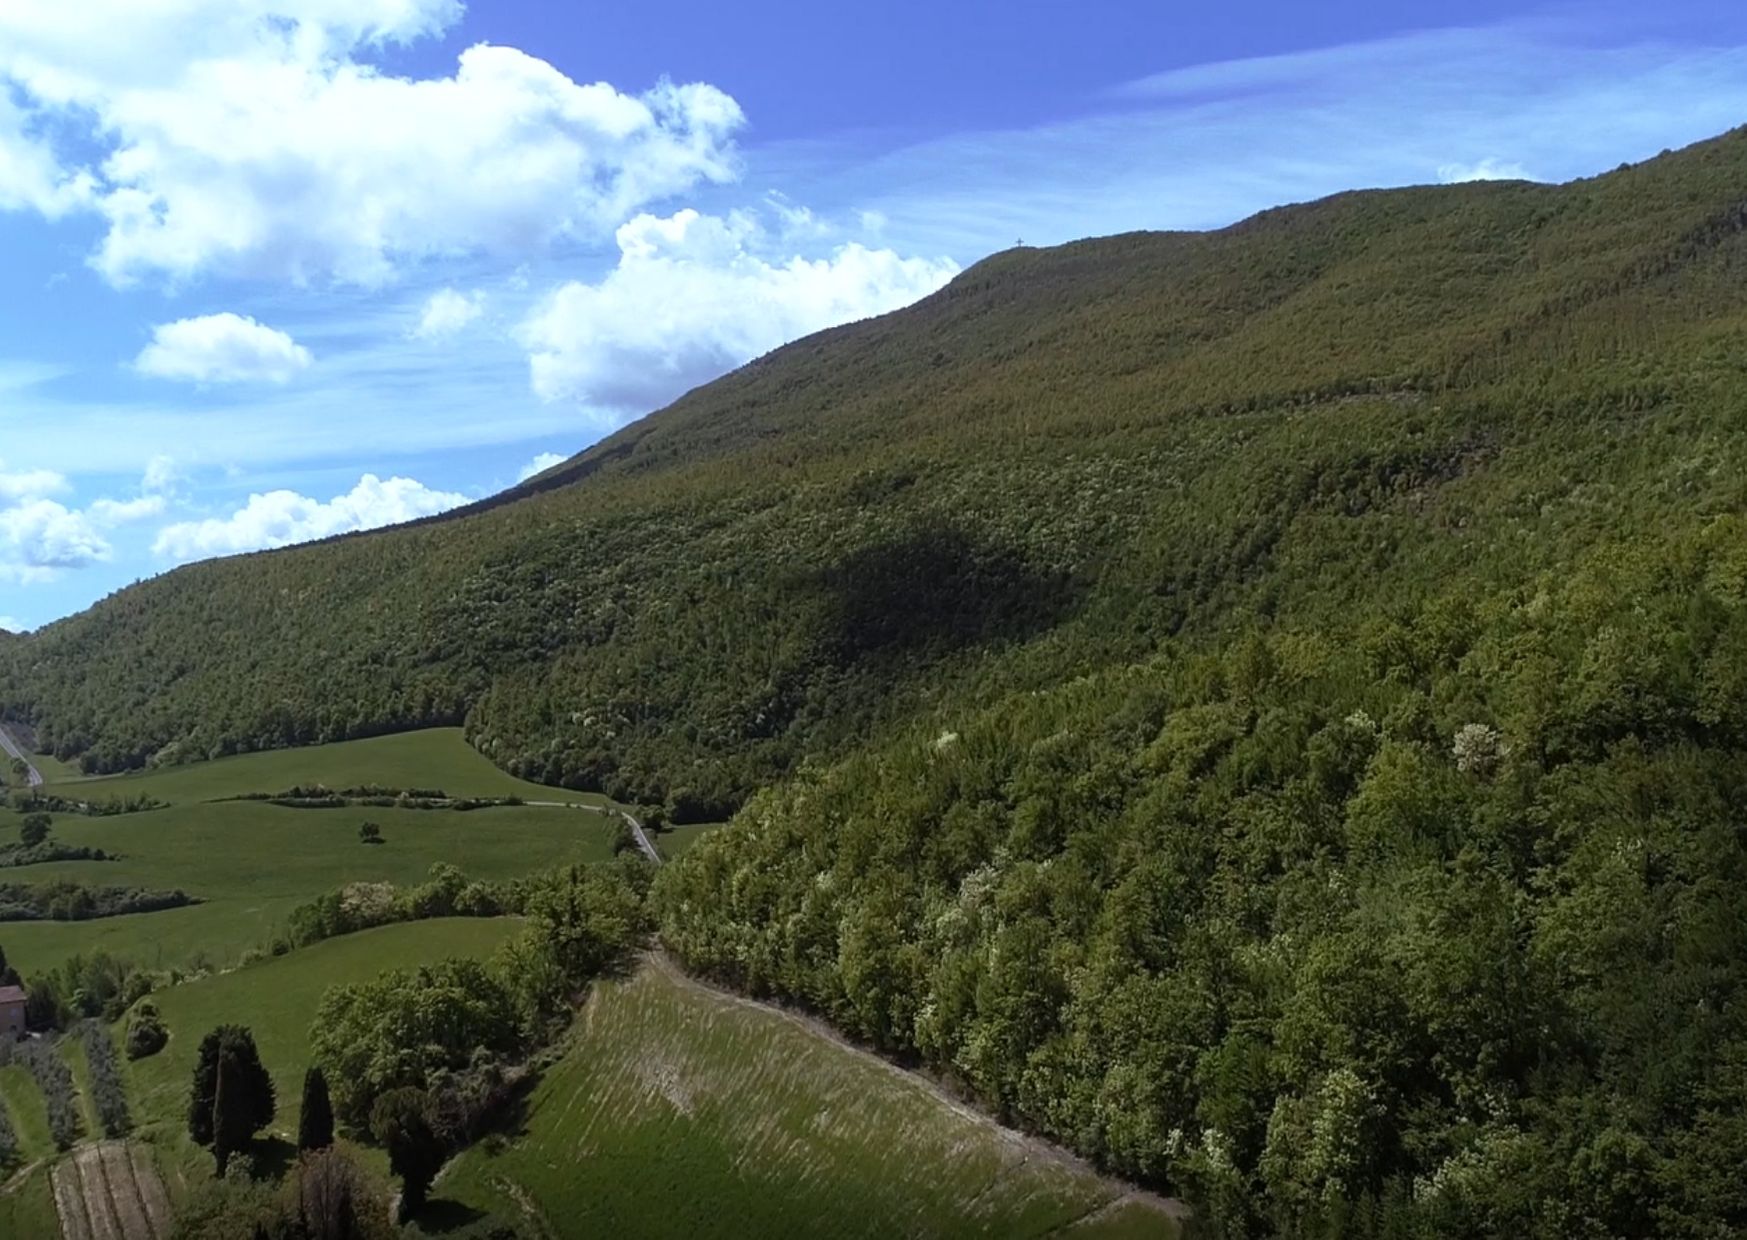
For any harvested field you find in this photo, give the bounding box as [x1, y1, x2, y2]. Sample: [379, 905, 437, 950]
[48, 1142, 167, 1240]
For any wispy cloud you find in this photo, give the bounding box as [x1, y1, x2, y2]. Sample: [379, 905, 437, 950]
[797, 18, 1747, 257]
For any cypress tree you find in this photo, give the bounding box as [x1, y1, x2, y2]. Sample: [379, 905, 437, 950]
[299, 1064, 335, 1151]
[212, 1053, 246, 1176]
[187, 1029, 222, 1147]
[187, 1025, 276, 1173]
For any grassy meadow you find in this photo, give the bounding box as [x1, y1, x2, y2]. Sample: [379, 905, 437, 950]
[0, 1059, 55, 1161]
[35, 728, 607, 805]
[654, 820, 728, 860]
[433, 959, 1182, 1239]
[0, 729, 619, 974]
[0, 1163, 57, 1237]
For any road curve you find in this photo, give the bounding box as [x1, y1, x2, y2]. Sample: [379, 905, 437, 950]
[524, 800, 661, 864]
[0, 722, 43, 787]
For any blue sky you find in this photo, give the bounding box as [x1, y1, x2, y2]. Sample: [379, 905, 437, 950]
[1, 0, 1745, 630]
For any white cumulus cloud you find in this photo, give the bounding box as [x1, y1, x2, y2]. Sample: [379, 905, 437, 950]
[136, 313, 313, 384]
[0, 2, 744, 285]
[517, 451, 566, 481]
[0, 461, 68, 502]
[153, 473, 468, 561]
[0, 498, 111, 577]
[0, 457, 169, 580]
[413, 287, 485, 339]
[519, 208, 958, 414]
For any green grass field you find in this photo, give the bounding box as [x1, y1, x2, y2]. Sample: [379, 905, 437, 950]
[433, 959, 1182, 1239]
[125, 917, 522, 1197]
[36, 728, 605, 806]
[23, 747, 82, 786]
[0, 730, 621, 974]
[0, 1059, 55, 1163]
[655, 821, 729, 860]
[0, 1163, 57, 1237]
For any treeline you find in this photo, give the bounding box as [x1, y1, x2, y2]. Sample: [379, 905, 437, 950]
[0, 840, 111, 868]
[280, 862, 521, 949]
[0, 881, 193, 922]
[235, 787, 525, 811]
[8, 792, 165, 816]
[656, 521, 1747, 1238]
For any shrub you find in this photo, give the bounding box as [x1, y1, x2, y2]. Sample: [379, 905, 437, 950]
[18, 813, 49, 848]
[126, 1002, 168, 1060]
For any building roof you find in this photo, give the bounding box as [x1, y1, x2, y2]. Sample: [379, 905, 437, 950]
[0, 985, 26, 1005]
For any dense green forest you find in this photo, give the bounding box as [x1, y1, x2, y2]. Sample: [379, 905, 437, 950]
[8, 128, 1747, 1234]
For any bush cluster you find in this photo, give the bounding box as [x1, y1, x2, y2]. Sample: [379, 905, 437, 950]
[125, 1001, 168, 1059]
[0, 881, 192, 922]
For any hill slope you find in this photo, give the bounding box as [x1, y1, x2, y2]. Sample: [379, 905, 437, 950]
[6, 129, 1747, 817]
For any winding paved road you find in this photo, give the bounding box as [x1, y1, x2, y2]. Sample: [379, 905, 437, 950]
[0, 722, 43, 787]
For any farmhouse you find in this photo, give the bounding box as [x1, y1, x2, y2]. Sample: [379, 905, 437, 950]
[0, 984, 24, 1038]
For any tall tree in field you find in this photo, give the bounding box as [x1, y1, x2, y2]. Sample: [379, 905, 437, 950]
[371, 1088, 444, 1221]
[187, 1025, 275, 1174]
[299, 1065, 335, 1151]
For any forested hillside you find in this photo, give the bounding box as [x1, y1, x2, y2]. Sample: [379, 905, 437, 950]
[7, 129, 1747, 818]
[7, 128, 1747, 1235]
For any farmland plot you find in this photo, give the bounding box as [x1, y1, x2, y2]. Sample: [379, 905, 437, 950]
[48, 1142, 169, 1240]
[438, 957, 1184, 1238]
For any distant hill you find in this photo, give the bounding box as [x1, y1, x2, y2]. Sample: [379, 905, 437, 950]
[8, 129, 1747, 816]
